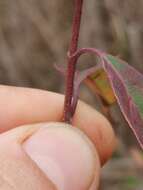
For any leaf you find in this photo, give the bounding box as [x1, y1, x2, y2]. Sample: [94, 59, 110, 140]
[102, 54, 143, 148]
[73, 48, 143, 148]
[89, 69, 116, 104]
[55, 47, 143, 148]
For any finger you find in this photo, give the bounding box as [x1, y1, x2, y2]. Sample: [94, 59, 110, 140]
[0, 122, 100, 190]
[73, 101, 116, 164]
[0, 85, 116, 164]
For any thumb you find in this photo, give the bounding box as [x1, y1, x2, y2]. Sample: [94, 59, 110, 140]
[0, 122, 100, 190]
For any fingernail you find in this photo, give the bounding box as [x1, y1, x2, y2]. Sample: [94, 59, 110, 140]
[23, 122, 100, 190]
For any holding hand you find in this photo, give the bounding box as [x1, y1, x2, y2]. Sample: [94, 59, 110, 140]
[0, 85, 116, 190]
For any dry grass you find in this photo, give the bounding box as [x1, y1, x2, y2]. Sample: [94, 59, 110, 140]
[0, 0, 143, 189]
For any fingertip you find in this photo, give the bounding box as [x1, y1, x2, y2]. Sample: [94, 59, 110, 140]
[23, 122, 101, 190]
[73, 101, 116, 165]
[0, 85, 116, 165]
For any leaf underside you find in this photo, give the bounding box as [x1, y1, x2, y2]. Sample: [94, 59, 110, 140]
[73, 48, 143, 149]
[102, 54, 143, 149]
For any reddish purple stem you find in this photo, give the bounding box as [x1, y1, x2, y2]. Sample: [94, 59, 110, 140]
[63, 0, 83, 123]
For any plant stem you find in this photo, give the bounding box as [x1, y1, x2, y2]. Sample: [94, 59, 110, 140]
[63, 0, 83, 123]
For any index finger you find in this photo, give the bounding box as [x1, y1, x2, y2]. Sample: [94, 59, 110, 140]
[0, 85, 116, 164]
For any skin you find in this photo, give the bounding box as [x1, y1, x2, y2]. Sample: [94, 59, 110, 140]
[0, 85, 116, 190]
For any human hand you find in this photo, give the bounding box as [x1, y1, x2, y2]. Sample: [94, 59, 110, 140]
[0, 85, 116, 190]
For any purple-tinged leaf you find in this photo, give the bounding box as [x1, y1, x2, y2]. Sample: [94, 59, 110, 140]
[72, 48, 143, 149]
[102, 54, 143, 149]
[71, 64, 101, 115]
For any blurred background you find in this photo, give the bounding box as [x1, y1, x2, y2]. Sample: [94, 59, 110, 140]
[0, 0, 143, 189]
